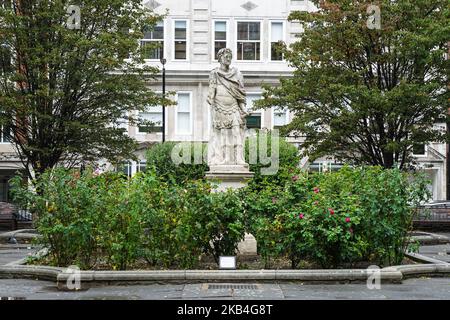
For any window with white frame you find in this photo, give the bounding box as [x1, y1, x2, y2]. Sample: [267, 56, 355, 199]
[141, 21, 164, 60]
[214, 21, 227, 60]
[116, 161, 132, 178]
[137, 160, 147, 173]
[0, 125, 11, 143]
[237, 21, 261, 61]
[176, 93, 191, 134]
[273, 107, 288, 129]
[174, 20, 187, 60]
[270, 22, 284, 61]
[138, 106, 163, 133]
[245, 94, 262, 129]
[412, 143, 426, 156]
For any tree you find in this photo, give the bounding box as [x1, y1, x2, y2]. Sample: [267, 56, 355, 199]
[0, 0, 165, 181]
[257, 0, 449, 169]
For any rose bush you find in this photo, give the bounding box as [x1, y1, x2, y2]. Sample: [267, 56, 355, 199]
[243, 166, 430, 268]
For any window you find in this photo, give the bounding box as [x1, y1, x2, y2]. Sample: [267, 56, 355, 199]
[141, 21, 164, 60]
[174, 20, 187, 60]
[214, 21, 227, 60]
[413, 144, 426, 156]
[138, 106, 163, 133]
[176, 93, 191, 134]
[237, 22, 261, 61]
[270, 22, 284, 61]
[0, 125, 11, 143]
[137, 161, 147, 173]
[245, 94, 262, 129]
[273, 107, 288, 128]
[116, 161, 132, 178]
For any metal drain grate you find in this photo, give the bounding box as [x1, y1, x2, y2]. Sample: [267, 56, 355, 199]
[208, 284, 258, 290]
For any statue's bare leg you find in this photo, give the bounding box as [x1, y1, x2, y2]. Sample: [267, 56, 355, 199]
[233, 125, 246, 165]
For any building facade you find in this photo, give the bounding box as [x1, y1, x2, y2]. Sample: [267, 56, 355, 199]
[0, 0, 447, 201]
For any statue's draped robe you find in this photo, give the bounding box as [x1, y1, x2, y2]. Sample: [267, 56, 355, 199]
[207, 67, 247, 165]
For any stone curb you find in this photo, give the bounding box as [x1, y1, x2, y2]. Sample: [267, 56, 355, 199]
[0, 265, 62, 281]
[411, 232, 450, 245]
[0, 229, 41, 244]
[54, 269, 404, 290]
[404, 251, 450, 265]
[1, 263, 449, 291]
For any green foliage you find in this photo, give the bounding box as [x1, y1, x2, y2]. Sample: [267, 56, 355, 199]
[256, 0, 450, 168]
[245, 131, 301, 191]
[10, 167, 244, 269]
[0, 1, 166, 181]
[146, 142, 209, 186]
[244, 166, 431, 268]
[10, 165, 430, 270]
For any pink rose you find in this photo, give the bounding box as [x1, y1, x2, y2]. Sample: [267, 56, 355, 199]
[345, 217, 351, 223]
[299, 213, 304, 219]
[329, 208, 335, 215]
[313, 187, 320, 194]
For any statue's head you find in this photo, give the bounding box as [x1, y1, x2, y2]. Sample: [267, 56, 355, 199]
[217, 48, 232, 66]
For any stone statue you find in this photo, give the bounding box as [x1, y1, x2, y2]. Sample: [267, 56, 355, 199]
[207, 48, 249, 169]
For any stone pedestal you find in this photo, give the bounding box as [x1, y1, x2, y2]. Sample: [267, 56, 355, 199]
[206, 165, 253, 192]
[206, 165, 257, 255]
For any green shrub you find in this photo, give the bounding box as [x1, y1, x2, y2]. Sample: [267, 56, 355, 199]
[11, 167, 245, 270]
[244, 166, 430, 268]
[245, 131, 301, 191]
[146, 142, 208, 185]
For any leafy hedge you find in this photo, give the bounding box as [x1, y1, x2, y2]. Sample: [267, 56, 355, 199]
[243, 166, 430, 268]
[10, 168, 244, 270]
[10, 165, 430, 270]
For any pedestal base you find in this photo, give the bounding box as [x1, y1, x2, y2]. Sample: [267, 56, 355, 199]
[237, 233, 258, 255]
[206, 165, 254, 192]
[206, 165, 257, 255]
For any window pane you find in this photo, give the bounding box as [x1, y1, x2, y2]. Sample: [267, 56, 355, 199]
[413, 144, 426, 155]
[271, 22, 283, 42]
[237, 22, 248, 40]
[246, 114, 261, 129]
[143, 22, 164, 40]
[271, 42, 283, 61]
[243, 42, 256, 60]
[177, 93, 190, 112]
[215, 21, 226, 40]
[274, 111, 287, 127]
[141, 41, 163, 60]
[215, 41, 227, 59]
[175, 21, 187, 39]
[0, 126, 10, 143]
[177, 113, 190, 133]
[175, 41, 186, 59]
[237, 42, 243, 60]
[248, 22, 260, 40]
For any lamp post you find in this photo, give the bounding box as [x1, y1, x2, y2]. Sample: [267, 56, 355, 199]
[160, 58, 167, 143]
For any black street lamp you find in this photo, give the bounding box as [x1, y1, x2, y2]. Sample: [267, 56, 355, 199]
[160, 58, 167, 143]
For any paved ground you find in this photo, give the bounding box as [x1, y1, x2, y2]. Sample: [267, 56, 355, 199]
[0, 244, 35, 265]
[0, 277, 449, 300]
[0, 231, 449, 300]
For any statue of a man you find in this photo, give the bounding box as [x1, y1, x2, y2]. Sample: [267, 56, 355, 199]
[207, 48, 248, 167]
